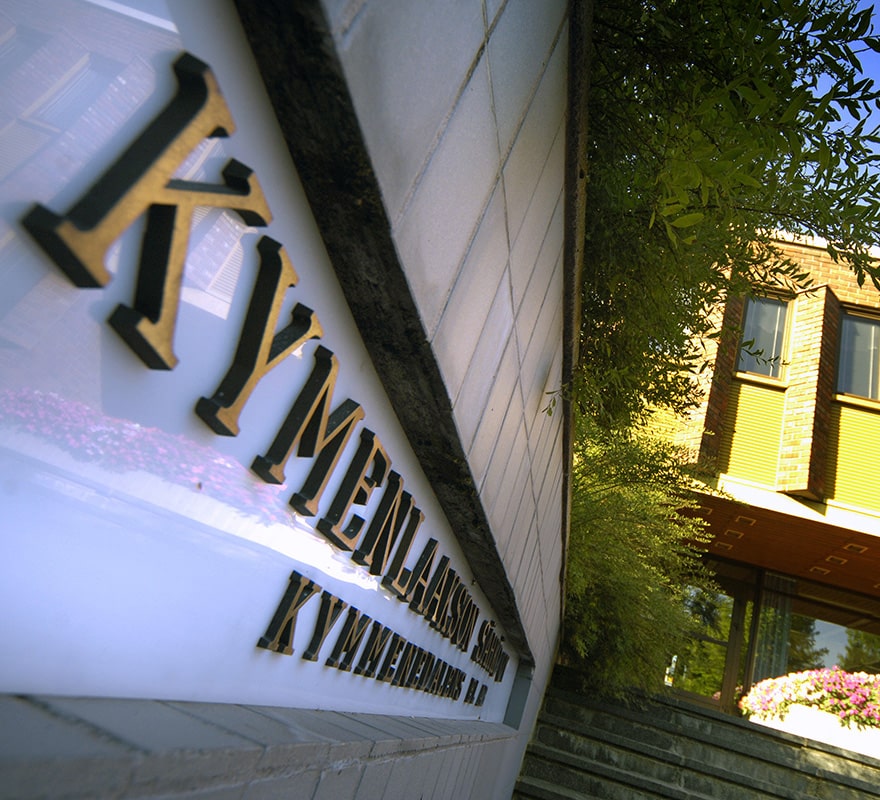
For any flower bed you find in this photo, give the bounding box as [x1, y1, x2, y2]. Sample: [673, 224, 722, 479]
[740, 668, 880, 758]
[740, 667, 880, 728]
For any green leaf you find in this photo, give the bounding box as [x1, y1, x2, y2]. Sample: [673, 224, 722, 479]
[671, 212, 705, 228]
[579, 0, 880, 430]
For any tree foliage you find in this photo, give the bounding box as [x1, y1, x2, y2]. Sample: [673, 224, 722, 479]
[581, 0, 880, 425]
[562, 414, 714, 697]
[565, 0, 880, 697]
[839, 628, 880, 672]
[787, 614, 830, 672]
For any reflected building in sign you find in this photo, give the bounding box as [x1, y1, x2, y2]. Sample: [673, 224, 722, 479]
[0, 1, 574, 798]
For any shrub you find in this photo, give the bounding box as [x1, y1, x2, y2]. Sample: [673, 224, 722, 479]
[561, 413, 714, 698]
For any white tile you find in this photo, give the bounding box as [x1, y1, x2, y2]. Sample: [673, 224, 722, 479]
[510, 156, 564, 317]
[502, 38, 567, 245]
[335, 0, 485, 218]
[529, 396, 563, 492]
[488, 454, 532, 556]
[433, 187, 510, 398]
[457, 331, 517, 461]
[519, 260, 563, 426]
[482, 407, 529, 530]
[514, 218, 563, 391]
[394, 57, 500, 335]
[488, 0, 567, 156]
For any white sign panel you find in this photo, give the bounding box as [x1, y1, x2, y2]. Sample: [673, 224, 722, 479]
[0, 0, 515, 721]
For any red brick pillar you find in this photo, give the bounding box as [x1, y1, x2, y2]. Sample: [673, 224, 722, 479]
[776, 286, 839, 498]
[699, 296, 744, 467]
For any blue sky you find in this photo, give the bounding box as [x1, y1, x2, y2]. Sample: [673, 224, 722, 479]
[862, 2, 880, 127]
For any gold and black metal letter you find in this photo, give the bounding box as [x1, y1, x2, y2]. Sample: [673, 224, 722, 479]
[257, 570, 321, 655]
[197, 237, 322, 435]
[315, 428, 389, 551]
[23, 53, 271, 369]
[301, 591, 347, 662]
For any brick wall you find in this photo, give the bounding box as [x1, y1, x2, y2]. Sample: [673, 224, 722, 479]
[786, 240, 880, 309]
[698, 240, 879, 499]
[699, 295, 745, 467]
[777, 286, 827, 496]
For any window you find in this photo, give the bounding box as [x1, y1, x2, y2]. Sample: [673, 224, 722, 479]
[838, 312, 880, 400]
[737, 297, 788, 379]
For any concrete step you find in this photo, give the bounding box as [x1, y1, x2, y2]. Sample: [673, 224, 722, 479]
[521, 744, 728, 800]
[513, 774, 594, 800]
[533, 717, 809, 800]
[540, 696, 816, 796]
[543, 686, 880, 797]
[519, 667, 880, 800]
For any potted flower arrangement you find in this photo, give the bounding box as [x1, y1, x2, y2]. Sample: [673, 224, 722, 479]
[740, 667, 880, 757]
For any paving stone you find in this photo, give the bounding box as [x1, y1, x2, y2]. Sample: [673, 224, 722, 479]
[38, 697, 262, 795]
[0, 696, 132, 760]
[353, 757, 393, 799]
[248, 707, 374, 753]
[381, 753, 429, 800]
[139, 784, 246, 800]
[0, 696, 133, 800]
[40, 698, 255, 754]
[165, 703, 298, 747]
[242, 771, 320, 800]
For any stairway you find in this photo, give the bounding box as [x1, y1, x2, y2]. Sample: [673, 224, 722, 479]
[515, 666, 880, 799]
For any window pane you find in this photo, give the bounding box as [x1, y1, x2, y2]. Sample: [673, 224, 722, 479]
[738, 298, 787, 378]
[838, 314, 880, 400]
[752, 573, 880, 685]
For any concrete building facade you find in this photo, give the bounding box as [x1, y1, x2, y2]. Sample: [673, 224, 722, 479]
[0, 1, 578, 797]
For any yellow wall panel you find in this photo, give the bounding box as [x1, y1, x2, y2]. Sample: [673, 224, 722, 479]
[827, 404, 880, 511]
[718, 381, 784, 486]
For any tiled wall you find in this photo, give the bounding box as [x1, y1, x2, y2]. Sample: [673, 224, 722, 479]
[325, 0, 567, 665]
[322, 0, 568, 793]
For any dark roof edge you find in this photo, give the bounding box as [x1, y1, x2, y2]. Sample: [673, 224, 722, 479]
[559, 0, 592, 628]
